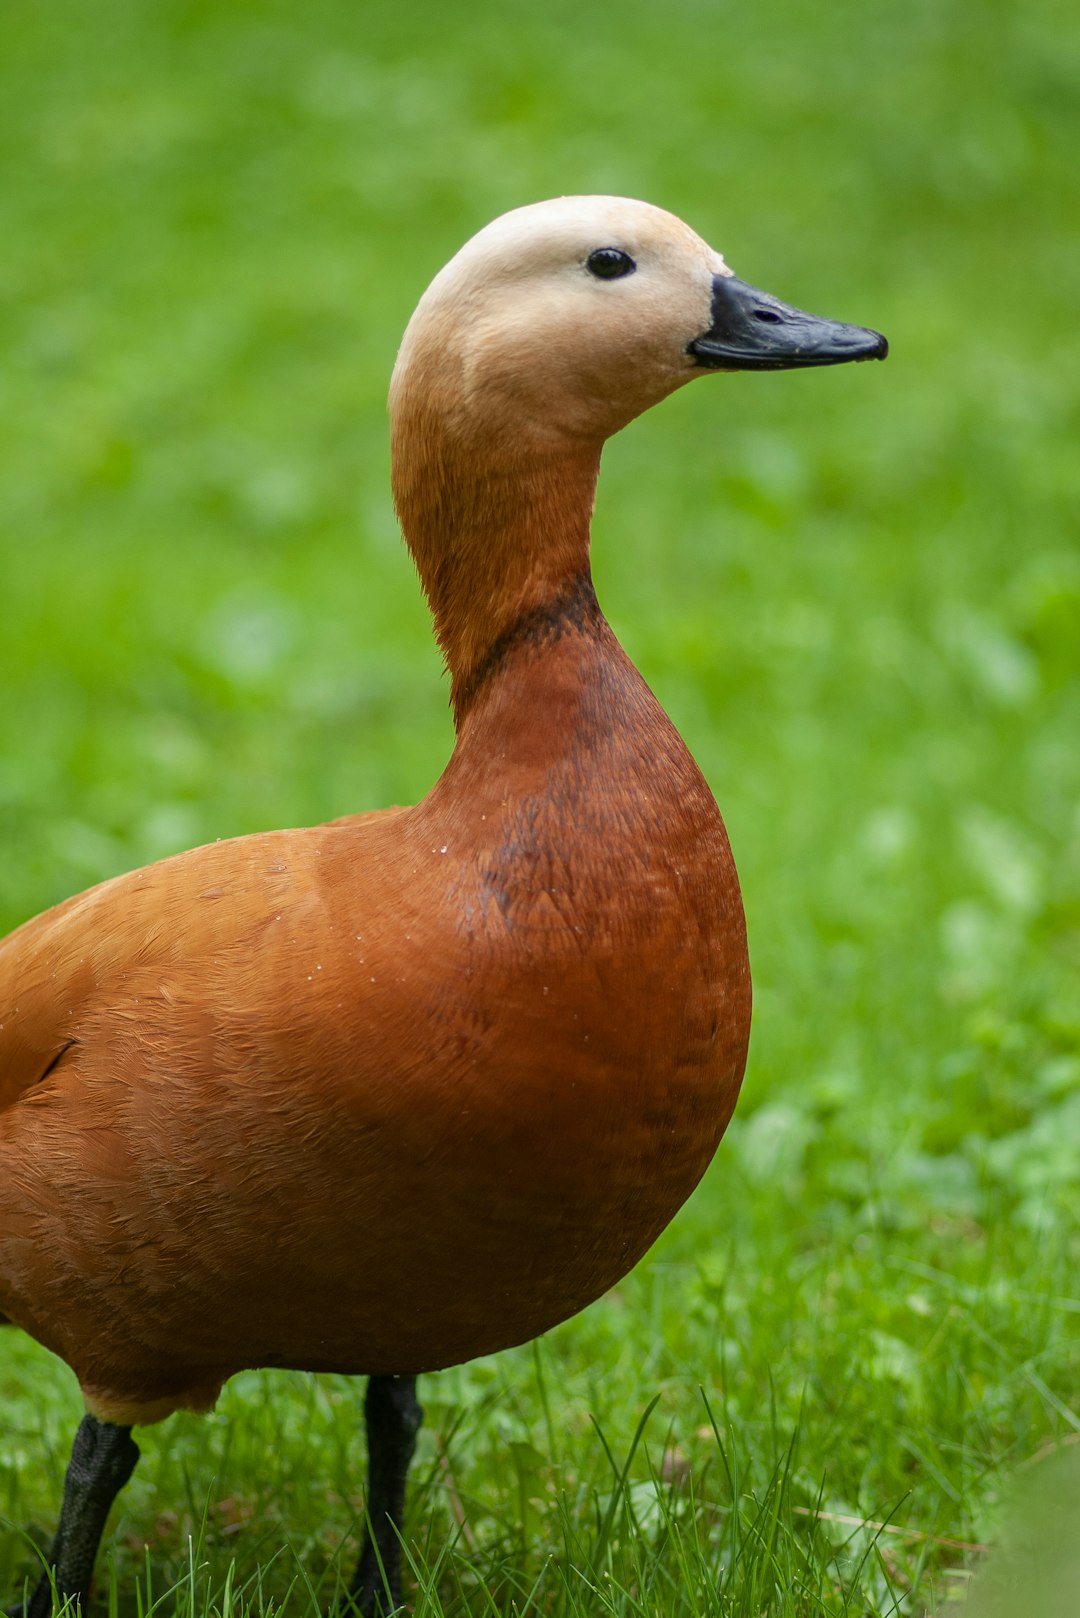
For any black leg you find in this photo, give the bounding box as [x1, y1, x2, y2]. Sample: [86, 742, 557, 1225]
[9, 1416, 139, 1618]
[346, 1376, 422, 1617]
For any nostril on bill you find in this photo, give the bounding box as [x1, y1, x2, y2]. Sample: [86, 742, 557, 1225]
[752, 309, 783, 324]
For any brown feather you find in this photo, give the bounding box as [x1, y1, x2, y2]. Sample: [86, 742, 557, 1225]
[0, 197, 752, 1426]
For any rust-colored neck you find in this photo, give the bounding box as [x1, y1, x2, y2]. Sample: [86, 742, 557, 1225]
[391, 395, 601, 726]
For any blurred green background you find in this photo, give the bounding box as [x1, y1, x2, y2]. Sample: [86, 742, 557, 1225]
[1, 0, 1079, 1613]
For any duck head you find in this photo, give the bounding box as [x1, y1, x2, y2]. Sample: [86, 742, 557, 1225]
[389, 196, 887, 712]
[391, 195, 886, 456]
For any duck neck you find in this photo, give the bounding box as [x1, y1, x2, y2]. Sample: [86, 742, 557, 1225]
[392, 401, 602, 728]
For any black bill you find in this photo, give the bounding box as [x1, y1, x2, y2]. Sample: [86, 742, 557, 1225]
[688, 273, 888, 370]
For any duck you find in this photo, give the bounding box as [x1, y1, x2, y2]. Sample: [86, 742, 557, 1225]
[0, 195, 886, 1618]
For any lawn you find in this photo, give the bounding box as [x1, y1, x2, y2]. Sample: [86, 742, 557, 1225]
[1, 0, 1079, 1613]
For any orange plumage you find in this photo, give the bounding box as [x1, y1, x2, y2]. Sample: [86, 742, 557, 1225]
[0, 196, 885, 1616]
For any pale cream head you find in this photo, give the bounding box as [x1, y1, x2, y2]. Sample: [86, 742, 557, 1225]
[390, 196, 731, 453]
[389, 196, 886, 711]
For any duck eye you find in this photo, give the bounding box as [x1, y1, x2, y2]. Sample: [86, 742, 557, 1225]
[586, 247, 636, 281]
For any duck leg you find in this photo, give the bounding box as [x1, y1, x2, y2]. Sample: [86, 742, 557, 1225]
[345, 1376, 422, 1617]
[10, 1416, 139, 1618]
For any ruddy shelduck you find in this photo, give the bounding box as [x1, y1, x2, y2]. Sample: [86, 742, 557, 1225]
[0, 196, 886, 1616]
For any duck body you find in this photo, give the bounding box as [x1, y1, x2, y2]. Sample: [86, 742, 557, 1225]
[0, 579, 748, 1422]
[0, 196, 884, 1615]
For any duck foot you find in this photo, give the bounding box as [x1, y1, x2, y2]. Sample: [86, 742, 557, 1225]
[10, 1415, 139, 1618]
[337, 1376, 422, 1618]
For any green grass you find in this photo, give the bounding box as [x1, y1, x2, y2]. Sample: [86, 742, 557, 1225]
[2, 0, 1079, 1613]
